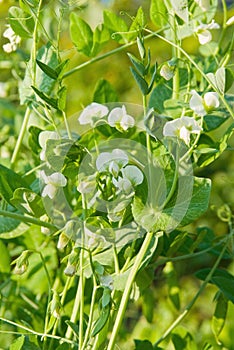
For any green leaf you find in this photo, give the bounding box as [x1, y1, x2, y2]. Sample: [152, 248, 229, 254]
[8, 6, 34, 38]
[150, 0, 167, 28]
[171, 327, 197, 350]
[36, 59, 58, 80]
[102, 287, 111, 308]
[212, 277, 234, 304]
[65, 320, 79, 338]
[196, 269, 234, 303]
[130, 67, 148, 95]
[0, 219, 28, 239]
[171, 0, 189, 23]
[0, 164, 29, 205]
[55, 59, 70, 78]
[197, 123, 234, 167]
[164, 99, 183, 118]
[11, 188, 45, 218]
[212, 293, 228, 343]
[134, 339, 154, 350]
[103, 10, 128, 43]
[28, 126, 43, 155]
[225, 68, 234, 92]
[164, 262, 180, 310]
[10, 336, 25, 350]
[127, 53, 146, 76]
[207, 68, 225, 94]
[93, 79, 118, 103]
[130, 7, 146, 31]
[92, 24, 110, 56]
[91, 304, 110, 337]
[203, 114, 229, 132]
[31, 86, 58, 109]
[70, 14, 93, 57]
[149, 83, 172, 113]
[132, 176, 211, 232]
[19, 44, 58, 105]
[127, 7, 146, 41]
[57, 86, 67, 111]
[0, 240, 10, 273]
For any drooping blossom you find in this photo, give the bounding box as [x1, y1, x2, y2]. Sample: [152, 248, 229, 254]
[3, 25, 21, 53]
[194, 20, 220, 45]
[163, 116, 202, 145]
[190, 90, 219, 116]
[78, 102, 109, 125]
[108, 105, 135, 131]
[40, 170, 67, 199]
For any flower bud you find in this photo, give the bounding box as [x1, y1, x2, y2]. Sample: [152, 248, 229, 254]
[64, 264, 76, 276]
[57, 232, 70, 250]
[12, 250, 31, 275]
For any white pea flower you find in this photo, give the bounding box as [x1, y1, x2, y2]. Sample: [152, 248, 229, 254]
[96, 149, 128, 173]
[226, 16, 234, 27]
[78, 102, 109, 125]
[163, 116, 202, 145]
[160, 64, 174, 81]
[121, 165, 144, 186]
[108, 105, 135, 131]
[3, 25, 21, 53]
[113, 165, 144, 194]
[194, 0, 210, 11]
[77, 176, 96, 194]
[39, 130, 60, 161]
[190, 90, 219, 116]
[194, 20, 220, 45]
[112, 176, 133, 194]
[40, 170, 67, 199]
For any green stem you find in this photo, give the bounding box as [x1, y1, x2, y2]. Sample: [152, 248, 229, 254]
[106, 231, 154, 350]
[62, 111, 72, 140]
[0, 317, 75, 345]
[65, 276, 82, 340]
[113, 245, 120, 274]
[11, 107, 31, 167]
[0, 210, 57, 230]
[79, 248, 85, 348]
[81, 284, 98, 350]
[160, 143, 179, 209]
[63, 33, 158, 79]
[154, 230, 232, 347]
[145, 29, 234, 120]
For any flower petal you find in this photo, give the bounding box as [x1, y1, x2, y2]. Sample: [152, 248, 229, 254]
[39, 131, 60, 149]
[79, 103, 108, 125]
[180, 125, 190, 145]
[190, 90, 206, 116]
[163, 118, 182, 137]
[42, 184, 57, 199]
[48, 172, 67, 187]
[122, 165, 144, 186]
[204, 92, 219, 109]
[108, 107, 123, 126]
[197, 30, 212, 44]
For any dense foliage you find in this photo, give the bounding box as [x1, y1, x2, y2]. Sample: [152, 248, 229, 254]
[0, 1, 234, 349]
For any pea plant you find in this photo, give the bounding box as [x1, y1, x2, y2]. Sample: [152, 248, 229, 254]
[0, 0, 234, 349]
